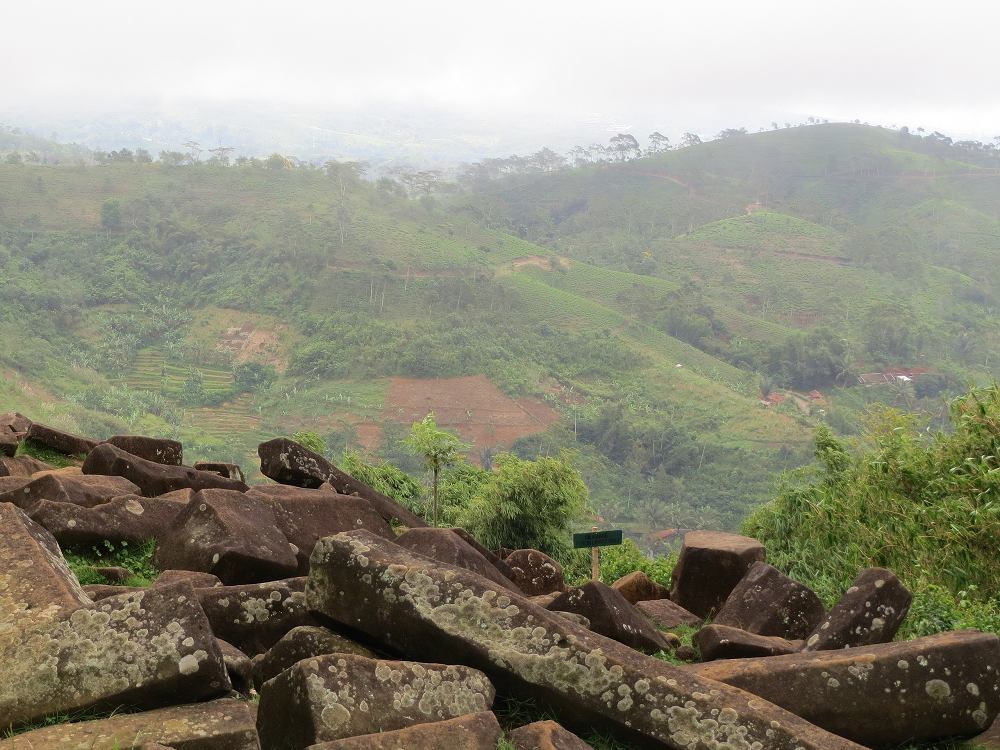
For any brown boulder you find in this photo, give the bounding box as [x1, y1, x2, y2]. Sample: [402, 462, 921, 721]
[693, 624, 802, 661]
[252, 625, 375, 690]
[450, 527, 517, 580]
[5, 698, 259, 749]
[152, 489, 299, 584]
[305, 530, 865, 750]
[90, 565, 132, 583]
[82, 583, 144, 600]
[396, 527, 522, 593]
[195, 460, 246, 481]
[713, 562, 825, 640]
[0, 413, 29, 458]
[247, 484, 394, 574]
[610, 570, 670, 605]
[0, 454, 52, 476]
[27, 493, 187, 547]
[0, 583, 230, 731]
[257, 437, 426, 527]
[635, 598, 703, 630]
[83, 443, 248, 497]
[509, 719, 595, 750]
[196, 578, 313, 656]
[304, 712, 503, 750]
[256, 653, 495, 750]
[549, 581, 670, 653]
[0, 412, 31, 433]
[688, 628, 1000, 746]
[103, 434, 183, 465]
[154, 569, 224, 588]
[506, 549, 565, 596]
[218, 638, 254, 696]
[669, 531, 766, 618]
[0, 473, 141, 509]
[801, 567, 911, 651]
[25, 422, 98, 456]
[0, 503, 91, 634]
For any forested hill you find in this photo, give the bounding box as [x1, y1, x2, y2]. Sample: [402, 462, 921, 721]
[1, 123, 998, 541]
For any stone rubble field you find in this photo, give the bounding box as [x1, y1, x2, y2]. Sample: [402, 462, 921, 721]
[1, 412, 999, 749]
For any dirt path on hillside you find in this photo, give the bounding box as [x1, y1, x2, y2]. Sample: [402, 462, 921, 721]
[629, 170, 709, 198]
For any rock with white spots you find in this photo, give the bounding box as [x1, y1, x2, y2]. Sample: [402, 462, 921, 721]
[395, 527, 522, 594]
[4, 698, 259, 749]
[713, 562, 825, 640]
[548, 581, 671, 653]
[800, 567, 911, 652]
[153, 569, 224, 588]
[688, 628, 1000, 746]
[304, 711, 503, 750]
[670, 531, 766, 618]
[505, 549, 565, 596]
[83, 443, 248, 497]
[256, 653, 495, 750]
[693, 624, 802, 661]
[103, 434, 183, 466]
[0, 582, 230, 732]
[196, 578, 314, 656]
[27, 494, 188, 546]
[152, 489, 299, 585]
[252, 625, 375, 690]
[305, 530, 865, 750]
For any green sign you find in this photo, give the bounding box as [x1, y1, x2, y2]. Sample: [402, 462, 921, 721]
[573, 529, 623, 549]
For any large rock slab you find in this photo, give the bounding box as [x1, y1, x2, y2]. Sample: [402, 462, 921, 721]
[450, 527, 517, 580]
[0, 413, 29, 458]
[688, 628, 1000, 746]
[218, 638, 254, 696]
[693, 625, 801, 661]
[396, 527, 522, 593]
[509, 719, 595, 750]
[0, 582, 230, 731]
[670, 531, 766, 618]
[801, 567, 911, 651]
[257, 437, 426, 527]
[713, 562, 825, 640]
[252, 625, 375, 690]
[0, 502, 91, 634]
[5, 698, 259, 749]
[635, 599, 703, 630]
[247, 484, 394, 574]
[304, 711, 503, 750]
[0, 454, 52, 476]
[0, 473, 141, 509]
[153, 489, 299, 584]
[306, 530, 864, 750]
[256, 653, 495, 750]
[154, 569, 224, 588]
[611, 570, 670, 605]
[103, 434, 183, 465]
[506, 549, 566, 596]
[195, 460, 246, 481]
[83, 443, 249, 497]
[196, 578, 313, 656]
[25, 422, 99, 456]
[28, 493, 187, 546]
[549, 581, 670, 653]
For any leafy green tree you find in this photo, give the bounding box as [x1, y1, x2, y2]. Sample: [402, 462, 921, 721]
[291, 431, 326, 455]
[404, 413, 468, 527]
[341, 451, 425, 517]
[100, 198, 122, 233]
[182, 367, 205, 406]
[233, 361, 276, 393]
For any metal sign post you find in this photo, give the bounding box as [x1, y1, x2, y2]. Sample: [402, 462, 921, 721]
[572, 528, 624, 581]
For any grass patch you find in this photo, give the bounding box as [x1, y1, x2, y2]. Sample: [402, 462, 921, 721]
[15, 438, 82, 469]
[63, 539, 158, 587]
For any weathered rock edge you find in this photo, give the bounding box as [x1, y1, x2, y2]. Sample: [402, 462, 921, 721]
[305, 531, 864, 750]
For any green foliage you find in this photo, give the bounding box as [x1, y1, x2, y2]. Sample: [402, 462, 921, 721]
[291, 430, 326, 455]
[233, 361, 276, 394]
[100, 197, 122, 232]
[341, 450, 426, 518]
[593, 539, 675, 588]
[15, 438, 81, 468]
[405, 413, 468, 526]
[457, 451, 588, 562]
[62, 539, 158, 587]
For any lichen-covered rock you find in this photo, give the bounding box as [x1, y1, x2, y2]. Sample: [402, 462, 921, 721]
[103, 435, 183, 466]
[257, 437, 426, 528]
[305, 530, 865, 750]
[713, 562, 825, 640]
[28, 493, 187, 546]
[506, 549, 565, 596]
[25, 422, 99, 456]
[82, 583, 144, 600]
[0, 503, 91, 635]
[197, 578, 314, 656]
[90, 566, 132, 583]
[83, 443, 249, 497]
[801, 567, 911, 651]
[396, 528, 522, 594]
[195, 460, 246, 481]
[304, 711, 503, 750]
[610, 571, 670, 605]
[693, 625, 801, 661]
[669, 531, 766, 618]
[154, 569, 223, 588]
[252, 625, 375, 690]
[0, 473, 141, 509]
[688, 628, 1000, 746]
[635, 599, 703, 630]
[549, 581, 670, 653]
[552, 611, 591, 630]
[256, 653, 495, 750]
[449, 527, 517, 580]
[247, 484, 394, 574]
[5, 698, 259, 749]
[218, 638, 254, 695]
[509, 719, 595, 750]
[153, 489, 299, 584]
[0, 582, 230, 731]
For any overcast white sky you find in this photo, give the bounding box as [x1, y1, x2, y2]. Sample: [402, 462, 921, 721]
[3, 0, 998, 148]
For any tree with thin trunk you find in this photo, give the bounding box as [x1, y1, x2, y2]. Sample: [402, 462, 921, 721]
[404, 413, 467, 527]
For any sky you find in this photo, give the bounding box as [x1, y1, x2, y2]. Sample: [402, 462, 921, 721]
[3, 0, 997, 157]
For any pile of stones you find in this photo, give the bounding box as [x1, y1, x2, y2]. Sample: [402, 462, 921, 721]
[1, 412, 998, 749]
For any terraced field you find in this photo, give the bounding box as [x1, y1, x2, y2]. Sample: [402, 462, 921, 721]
[183, 394, 262, 439]
[122, 351, 234, 397]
